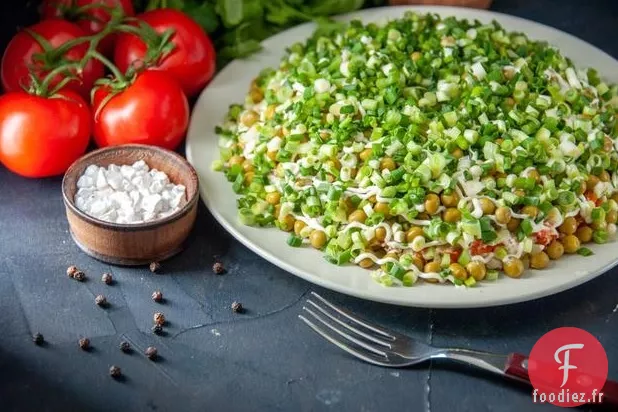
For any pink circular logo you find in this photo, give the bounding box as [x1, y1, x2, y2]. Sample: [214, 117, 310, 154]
[529, 327, 608, 407]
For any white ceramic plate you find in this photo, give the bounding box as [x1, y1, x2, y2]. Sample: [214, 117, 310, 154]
[186, 6, 618, 308]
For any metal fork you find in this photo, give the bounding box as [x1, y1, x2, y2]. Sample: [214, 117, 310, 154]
[299, 292, 618, 407]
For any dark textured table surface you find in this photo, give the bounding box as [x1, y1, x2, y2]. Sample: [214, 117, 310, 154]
[1, 1, 617, 411]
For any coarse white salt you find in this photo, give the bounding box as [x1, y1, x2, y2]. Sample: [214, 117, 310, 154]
[74, 161, 187, 224]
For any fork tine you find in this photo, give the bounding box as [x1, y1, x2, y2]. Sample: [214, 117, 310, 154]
[310, 292, 396, 339]
[298, 315, 393, 367]
[306, 299, 392, 348]
[302, 306, 387, 357]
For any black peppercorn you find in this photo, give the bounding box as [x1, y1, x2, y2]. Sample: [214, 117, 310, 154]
[152, 324, 163, 335]
[67, 265, 79, 278]
[212, 262, 225, 274]
[119, 341, 131, 353]
[32, 333, 44, 345]
[145, 346, 158, 360]
[101, 273, 113, 285]
[78, 337, 90, 350]
[109, 365, 121, 378]
[231, 301, 243, 313]
[153, 312, 165, 325]
[152, 290, 163, 303]
[149, 262, 161, 273]
[95, 294, 107, 306]
[73, 271, 86, 281]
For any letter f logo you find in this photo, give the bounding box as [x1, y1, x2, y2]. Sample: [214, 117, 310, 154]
[554, 343, 585, 387]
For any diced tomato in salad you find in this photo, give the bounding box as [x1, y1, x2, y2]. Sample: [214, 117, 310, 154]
[470, 240, 495, 255]
[584, 191, 602, 206]
[534, 228, 558, 246]
[447, 248, 462, 263]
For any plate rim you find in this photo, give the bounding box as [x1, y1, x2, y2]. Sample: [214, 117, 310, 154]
[186, 5, 618, 308]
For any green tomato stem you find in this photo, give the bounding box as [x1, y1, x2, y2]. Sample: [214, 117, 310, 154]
[50, 13, 122, 60]
[87, 50, 127, 83]
[36, 63, 80, 97]
[145, 0, 162, 11]
[46, 35, 95, 61]
[24, 29, 54, 53]
[112, 22, 176, 72]
[113, 23, 158, 43]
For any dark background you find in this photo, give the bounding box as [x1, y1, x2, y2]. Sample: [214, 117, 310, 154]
[0, 1, 617, 412]
[2, 0, 618, 56]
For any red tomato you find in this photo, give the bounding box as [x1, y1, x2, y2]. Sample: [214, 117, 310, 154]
[92, 71, 189, 150]
[470, 240, 495, 255]
[584, 190, 602, 206]
[534, 228, 558, 246]
[1, 20, 104, 99]
[41, 0, 135, 55]
[447, 248, 462, 263]
[584, 190, 597, 202]
[0, 90, 91, 178]
[114, 9, 216, 97]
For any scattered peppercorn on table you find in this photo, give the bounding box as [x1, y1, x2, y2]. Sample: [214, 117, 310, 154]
[1, 2, 618, 412]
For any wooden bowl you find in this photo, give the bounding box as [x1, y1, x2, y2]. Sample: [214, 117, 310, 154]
[62, 144, 199, 266]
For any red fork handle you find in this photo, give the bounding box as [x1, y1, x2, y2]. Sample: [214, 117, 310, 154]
[504, 353, 618, 407]
[504, 353, 530, 382]
[600, 380, 618, 407]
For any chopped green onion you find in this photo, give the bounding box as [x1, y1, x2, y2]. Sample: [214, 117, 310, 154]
[591, 207, 606, 223]
[520, 219, 534, 236]
[576, 247, 594, 256]
[464, 276, 477, 287]
[211, 159, 224, 171]
[593, 229, 608, 244]
[557, 191, 576, 206]
[494, 246, 508, 260]
[287, 235, 303, 247]
[458, 250, 471, 266]
[486, 270, 499, 281]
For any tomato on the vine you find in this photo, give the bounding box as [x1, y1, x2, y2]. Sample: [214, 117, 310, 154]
[0, 89, 91, 178]
[113, 9, 216, 98]
[1, 19, 104, 99]
[92, 70, 189, 150]
[41, 0, 135, 55]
